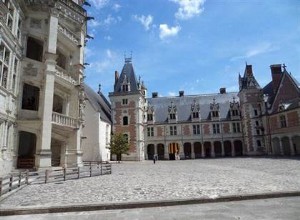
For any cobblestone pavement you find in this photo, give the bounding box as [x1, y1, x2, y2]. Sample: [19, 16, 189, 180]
[1, 158, 300, 209]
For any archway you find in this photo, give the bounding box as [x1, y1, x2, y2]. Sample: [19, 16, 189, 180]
[292, 136, 300, 155]
[234, 140, 243, 156]
[17, 131, 36, 169]
[224, 141, 232, 156]
[282, 137, 291, 156]
[272, 137, 281, 155]
[184, 142, 192, 159]
[204, 142, 211, 158]
[147, 144, 155, 160]
[214, 141, 222, 157]
[194, 142, 202, 158]
[157, 144, 165, 160]
[169, 143, 179, 160]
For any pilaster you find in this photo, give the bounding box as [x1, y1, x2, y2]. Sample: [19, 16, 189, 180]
[289, 137, 295, 156]
[231, 140, 235, 157]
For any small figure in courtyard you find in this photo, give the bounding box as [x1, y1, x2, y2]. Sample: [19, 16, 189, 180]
[153, 154, 158, 164]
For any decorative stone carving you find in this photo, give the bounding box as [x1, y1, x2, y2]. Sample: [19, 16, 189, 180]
[58, 24, 79, 44]
[23, 63, 38, 76]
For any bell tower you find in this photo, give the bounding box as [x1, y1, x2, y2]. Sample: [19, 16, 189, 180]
[109, 57, 147, 160]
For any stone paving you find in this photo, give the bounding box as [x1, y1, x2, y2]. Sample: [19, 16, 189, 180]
[0, 157, 300, 209]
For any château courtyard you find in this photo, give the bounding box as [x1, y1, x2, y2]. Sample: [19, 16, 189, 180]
[1, 158, 300, 210]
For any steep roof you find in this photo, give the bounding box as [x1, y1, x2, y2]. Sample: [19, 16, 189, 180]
[114, 58, 140, 93]
[84, 84, 112, 123]
[239, 64, 261, 91]
[147, 92, 239, 123]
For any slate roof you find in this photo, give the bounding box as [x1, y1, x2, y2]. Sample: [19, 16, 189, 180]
[147, 92, 239, 123]
[239, 65, 261, 91]
[84, 83, 112, 123]
[114, 59, 140, 93]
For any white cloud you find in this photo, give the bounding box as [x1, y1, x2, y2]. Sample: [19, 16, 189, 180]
[171, 0, 205, 20]
[230, 42, 279, 61]
[103, 14, 120, 26]
[104, 35, 112, 41]
[159, 24, 181, 39]
[88, 19, 100, 27]
[133, 15, 153, 31]
[168, 91, 177, 96]
[90, 0, 109, 10]
[112, 3, 121, 12]
[89, 49, 116, 73]
[106, 49, 112, 58]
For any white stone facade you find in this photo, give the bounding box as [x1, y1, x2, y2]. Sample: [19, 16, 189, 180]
[0, 0, 88, 177]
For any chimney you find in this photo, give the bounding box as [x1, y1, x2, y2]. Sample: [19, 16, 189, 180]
[220, 88, 226, 94]
[179, 91, 184, 97]
[245, 64, 253, 76]
[114, 71, 119, 85]
[152, 92, 158, 98]
[270, 64, 282, 94]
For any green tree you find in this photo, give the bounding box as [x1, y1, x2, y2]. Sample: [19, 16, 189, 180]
[108, 133, 129, 162]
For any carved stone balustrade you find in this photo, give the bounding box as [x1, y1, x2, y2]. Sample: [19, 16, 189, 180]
[52, 112, 78, 128]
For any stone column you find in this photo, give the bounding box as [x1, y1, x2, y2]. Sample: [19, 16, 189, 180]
[211, 142, 215, 158]
[164, 144, 169, 160]
[279, 138, 284, 155]
[201, 142, 205, 158]
[289, 137, 295, 156]
[38, 12, 59, 168]
[221, 141, 225, 157]
[231, 140, 235, 157]
[154, 144, 158, 155]
[179, 143, 184, 159]
[191, 143, 195, 159]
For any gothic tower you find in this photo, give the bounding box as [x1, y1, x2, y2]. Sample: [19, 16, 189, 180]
[238, 64, 267, 155]
[109, 58, 147, 161]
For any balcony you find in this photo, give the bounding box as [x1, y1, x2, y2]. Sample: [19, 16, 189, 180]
[52, 112, 78, 128]
[55, 66, 78, 86]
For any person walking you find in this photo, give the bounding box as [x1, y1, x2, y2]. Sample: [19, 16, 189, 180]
[153, 154, 156, 164]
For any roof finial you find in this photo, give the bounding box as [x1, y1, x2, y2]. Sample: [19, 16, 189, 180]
[283, 63, 287, 71]
[124, 51, 132, 63]
[98, 84, 101, 94]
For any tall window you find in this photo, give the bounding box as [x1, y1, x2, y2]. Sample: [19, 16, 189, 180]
[147, 113, 153, 121]
[232, 122, 241, 133]
[169, 113, 176, 120]
[122, 84, 129, 92]
[231, 109, 239, 117]
[211, 111, 219, 118]
[192, 112, 199, 119]
[123, 134, 129, 143]
[213, 124, 220, 134]
[147, 127, 154, 137]
[22, 84, 40, 111]
[280, 115, 287, 128]
[122, 99, 128, 105]
[170, 126, 177, 136]
[193, 124, 200, 135]
[26, 37, 43, 62]
[123, 116, 128, 125]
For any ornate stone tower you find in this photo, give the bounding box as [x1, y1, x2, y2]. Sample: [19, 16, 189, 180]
[109, 58, 147, 161]
[238, 64, 267, 155]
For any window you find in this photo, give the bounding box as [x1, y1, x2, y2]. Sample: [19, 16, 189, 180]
[122, 99, 128, 105]
[232, 122, 241, 133]
[192, 112, 199, 119]
[123, 116, 128, 125]
[147, 113, 153, 121]
[193, 124, 200, 135]
[0, 44, 10, 89]
[122, 84, 129, 92]
[211, 111, 219, 118]
[255, 121, 259, 126]
[280, 115, 287, 128]
[254, 109, 258, 116]
[56, 49, 67, 69]
[256, 129, 260, 135]
[256, 140, 261, 147]
[170, 126, 177, 136]
[213, 124, 220, 134]
[147, 127, 154, 137]
[123, 134, 129, 143]
[22, 84, 40, 111]
[26, 37, 43, 62]
[169, 113, 176, 120]
[231, 109, 239, 116]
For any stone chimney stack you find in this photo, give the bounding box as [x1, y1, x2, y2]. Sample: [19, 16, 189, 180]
[152, 92, 158, 98]
[114, 71, 119, 85]
[270, 64, 282, 94]
[220, 88, 226, 94]
[179, 91, 184, 97]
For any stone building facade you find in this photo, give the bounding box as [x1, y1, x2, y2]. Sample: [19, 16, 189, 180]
[0, 0, 88, 176]
[110, 59, 300, 161]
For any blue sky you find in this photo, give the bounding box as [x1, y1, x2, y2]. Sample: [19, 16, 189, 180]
[84, 0, 300, 98]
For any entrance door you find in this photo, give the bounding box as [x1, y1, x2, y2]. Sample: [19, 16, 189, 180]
[169, 143, 179, 160]
[17, 131, 36, 169]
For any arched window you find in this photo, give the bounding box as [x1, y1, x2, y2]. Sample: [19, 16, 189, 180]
[123, 116, 128, 125]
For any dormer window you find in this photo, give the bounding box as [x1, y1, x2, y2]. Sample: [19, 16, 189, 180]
[191, 99, 200, 121]
[168, 101, 177, 122]
[210, 98, 220, 120]
[230, 97, 240, 119]
[121, 75, 130, 92]
[146, 104, 155, 123]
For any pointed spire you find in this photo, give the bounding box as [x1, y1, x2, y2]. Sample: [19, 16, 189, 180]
[98, 83, 101, 94]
